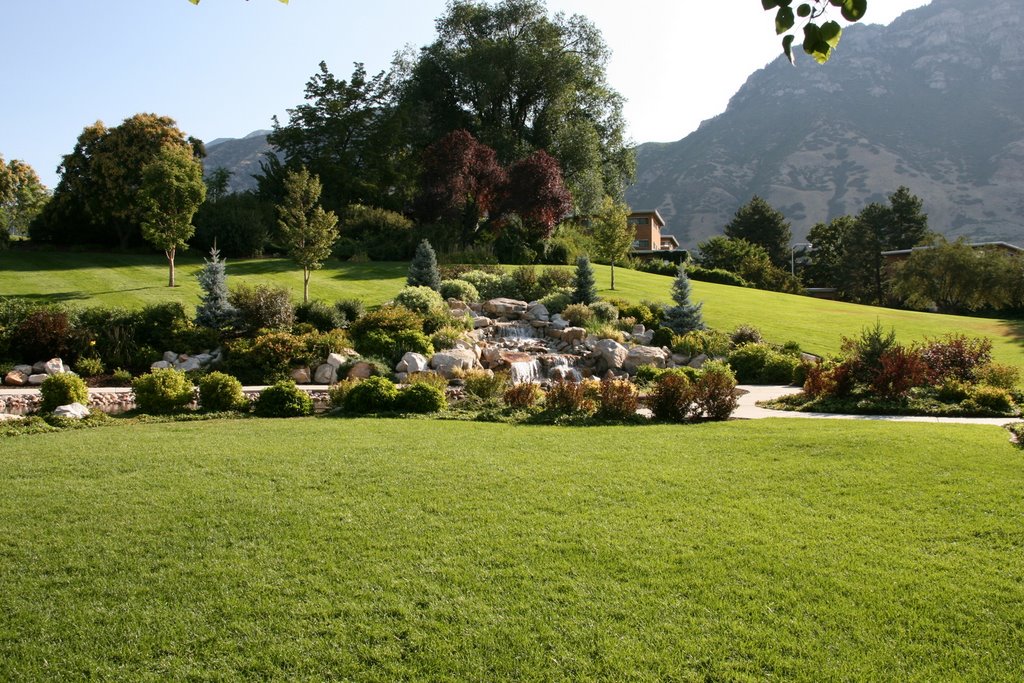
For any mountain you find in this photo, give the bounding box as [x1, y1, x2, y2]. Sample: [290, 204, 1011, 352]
[202, 130, 277, 194]
[626, 0, 1024, 249]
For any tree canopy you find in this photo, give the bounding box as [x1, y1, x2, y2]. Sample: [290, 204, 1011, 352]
[0, 156, 49, 238]
[723, 196, 792, 269]
[277, 168, 339, 303]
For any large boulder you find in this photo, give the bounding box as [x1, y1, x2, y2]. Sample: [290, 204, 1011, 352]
[291, 367, 312, 384]
[401, 352, 430, 374]
[53, 403, 90, 420]
[175, 357, 203, 373]
[430, 349, 480, 378]
[163, 351, 179, 364]
[624, 346, 670, 373]
[44, 358, 66, 375]
[13, 364, 32, 376]
[549, 314, 569, 331]
[4, 370, 28, 387]
[524, 302, 550, 323]
[561, 327, 587, 344]
[593, 339, 628, 370]
[326, 352, 347, 369]
[150, 360, 172, 371]
[346, 362, 374, 380]
[28, 374, 48, 386]
[482, 298, 528, 319]
[313, 363, 338, 384]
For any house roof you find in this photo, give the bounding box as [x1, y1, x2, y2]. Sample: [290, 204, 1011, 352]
[881, 241, 1024, 257]
[628, 209, 665, 227]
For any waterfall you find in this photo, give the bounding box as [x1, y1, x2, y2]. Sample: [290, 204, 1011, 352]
[509, 358, 544, 384]
[492, 322, 539, 340]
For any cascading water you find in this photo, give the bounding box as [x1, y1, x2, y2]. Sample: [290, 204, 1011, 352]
[509, 358, 544, 384]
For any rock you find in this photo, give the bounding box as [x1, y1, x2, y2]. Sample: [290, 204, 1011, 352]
[395, 359, 409, 373]
[0, 413, 24, 422]
[525, 302, 550, 322]
[346, 361, 374, 380]
[44, 358, 65, 375]
[163, 351, 178, 363]
[688, 354, 709, 369]
[13, 364, 32, 376]
[395, 372, 409, 384]
[473, 315, 493, 329]
[28, 374, 48, 386]
[150, 360, 172, 370]
[562, 327, 587, 343]
[624, 346, 669, 373]
[291, 367, 312, 384]
[632, 331, 655, 346]
[430, 349, 480, 378]
[53, 403, 90, 419]
[4, 370, 28, 387]
[549, 314, 569, 331]
[326, 352, 347, 369]
[480, 347, 502, 367]
[401, 352, 430, 374]
[671, 354, 690, 367]
[593, 339, 628, 370]
[175, 357, 203, 373]
[194, 353, 213, 366]
[801, 352, 820, 364]
[314, 363, 338, 384]
[482, 298, 528, 318]
[632, 324, 646, 335]
[31, 361, 47, 374]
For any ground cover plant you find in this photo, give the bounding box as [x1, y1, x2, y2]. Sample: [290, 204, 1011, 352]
[0, 419, 1020, 680]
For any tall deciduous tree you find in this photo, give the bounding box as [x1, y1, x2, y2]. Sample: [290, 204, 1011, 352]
[500, 149, 573, 246]
[588, 196, 631, 291]
[890, 239, 1019, 313]
[0, 156, 49, 237]
[723, 196, 792, 269]
[277, 168, 339, 303]
[138, 144, 207, 287]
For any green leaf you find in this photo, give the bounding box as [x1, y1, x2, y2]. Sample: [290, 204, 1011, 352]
[819, 20, 842, 49]
[776, 6, 795, 35]
[802, 23, 832, 64]
[841, 0, 867, 22]
[762, 0, 780, 10]
[783, 35, 796, 65]
[797, 4, 812, 18]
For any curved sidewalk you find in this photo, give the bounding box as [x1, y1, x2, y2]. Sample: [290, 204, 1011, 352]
[735, 385, 1019, 427]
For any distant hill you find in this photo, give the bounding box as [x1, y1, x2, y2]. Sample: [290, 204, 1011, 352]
[626, 0, 1024, 248]
[203, 130, 277, 194]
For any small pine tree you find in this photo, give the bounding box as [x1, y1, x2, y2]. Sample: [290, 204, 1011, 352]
[663, 264, 704, 334]
[195, 243, 237, 330]
[572, 255, 598, 305]
[408, 239, 441, 290]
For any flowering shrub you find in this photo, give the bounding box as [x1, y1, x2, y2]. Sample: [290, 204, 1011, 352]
[919, 334, 992, 383]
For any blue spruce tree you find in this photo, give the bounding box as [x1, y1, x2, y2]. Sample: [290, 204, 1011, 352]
[663, 264, 704, 334]
[195, 244, 237, 330]
[408, 239, 441, 290]
[572, 255, 598, 305]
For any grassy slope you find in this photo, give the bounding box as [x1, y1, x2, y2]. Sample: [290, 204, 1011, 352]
[2, 250, 1022, 368]
[0, 418, 1021, 680]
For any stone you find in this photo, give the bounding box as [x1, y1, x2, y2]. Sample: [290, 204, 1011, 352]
[53, 402, 90, 419]
[688, 354, 709, 369]
[525, 302, 550, 322]
[13, 364, 32, 376]
[314, 363, 338, 384]
[395, 372, 409, 384]
[549, 314, 569, 331]
[28, 374, 48, 386]
[430, 349, 480, 378]
[480, 347, 502, 367]
[0, 413, 24, 422]
[624, 346, 669, 373]
[175, 357, 203, 373]
[632, 324, 646, 335]
[44, 358, 65, 375]
[31, 361, 47, 374]
[671, 354, 690, 367]
[163, 351, 178, 363]
[395, 359, 409, 373]
[194, 353, 213, 366]
[562, 327, 587, 343]
[150, 360, 172, 370]
[473, 315, 493, 329]
[593, 339, 628, 370]
[482, 298, 528, 318]
[291, 367, 312, 384]
[801, 352, 821, 363]
[326, 352, 347, 369]
[401, 352, 430, 374]
[346, 361, 374, 380]
[631, 330, 655, 346]
[4, 370, 28, 387]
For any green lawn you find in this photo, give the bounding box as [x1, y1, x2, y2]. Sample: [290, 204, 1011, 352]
[0, 418, 1020, 679]
[2, 249, 1023, 369]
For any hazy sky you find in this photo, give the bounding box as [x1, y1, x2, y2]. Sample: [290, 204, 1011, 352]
[2, 0, 932, 188]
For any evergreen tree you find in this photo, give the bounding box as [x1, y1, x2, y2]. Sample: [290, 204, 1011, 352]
[408, 238, 440, 290]
[663, 265, 705, 334]
[572, 255, 598, 305]
[723, 196, 792, 268]
[195, 243, 237, 330]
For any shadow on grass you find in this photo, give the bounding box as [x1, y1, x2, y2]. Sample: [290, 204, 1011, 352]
[3, 291, 90, 303]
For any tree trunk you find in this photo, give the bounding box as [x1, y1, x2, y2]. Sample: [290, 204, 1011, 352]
[610, 260, 616, 291]
[167, 248, 176, 287]
[303, 268, 310, 303]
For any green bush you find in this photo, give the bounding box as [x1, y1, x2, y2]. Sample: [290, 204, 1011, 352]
[976, 363, 1020, 391]
[504, 382, 543, 409]
[616, 300, 663, 330]
[40, 373, 89, 413]
[649, 372, 695, 422]
[730, 325, 763, 346]
[693, 361, 738, 421]
[686, 266, 750, 288]
[136, 302, 194, 351]
[198, 371, 248, 412]
[650, 327, 676, 349]
[438, 279, 480, 303]
[349, 305, 423, 350]
[561, 303, 594, 328]
[132, 368, 194, 415]
[539, 288, 573, 315]
[459, 270, 509, 300]
[673, 329, 731, 358]
[343, 376, 399, 414]
[112, 368, 133, 385]
[74, 356, 104, 377]
[253, 380, 313, 417]
[394, 286, 445, 315]
[334, 298, 365, 325]
[589, 301, 619, 324]
[727, 343, 802, 384]
[396, 383, 447, 413]
[596, 379, 639, 421]
[969, 385, 1015, 414]
[229, 283, 295, 332]
[463, 370, 509, 400]
[538, 267, 575, 293]
[544, 380, 599, 416]
[327, 379, 359, 409]
[295, 299, 345, 332]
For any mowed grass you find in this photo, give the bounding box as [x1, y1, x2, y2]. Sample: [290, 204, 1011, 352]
[0, 418, 1021, 680]
[3, 249, 1023, 368]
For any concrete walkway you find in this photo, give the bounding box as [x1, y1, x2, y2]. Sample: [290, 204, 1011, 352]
[734, 385, 1019, 427]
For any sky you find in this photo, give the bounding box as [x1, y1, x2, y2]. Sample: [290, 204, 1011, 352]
[2, 0, 932, 189]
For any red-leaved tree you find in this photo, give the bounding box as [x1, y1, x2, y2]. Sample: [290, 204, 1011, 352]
[500, 150, 572, 243]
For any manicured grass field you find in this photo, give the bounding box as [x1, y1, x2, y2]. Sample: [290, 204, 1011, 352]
[0, 418, 1020, 679]
[2, 249, 1023, 368]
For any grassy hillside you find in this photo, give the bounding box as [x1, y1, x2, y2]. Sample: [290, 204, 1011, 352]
[2, 250, 1022, 368]
[0, 418, 1020, 680]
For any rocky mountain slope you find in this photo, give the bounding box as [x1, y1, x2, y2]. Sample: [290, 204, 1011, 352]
[626, 0, 1024, 248]
[203, 130, 277, 194]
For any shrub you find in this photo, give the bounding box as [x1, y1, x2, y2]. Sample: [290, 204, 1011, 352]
[589, 301, 619, 324]
[136, 302, 194, 351]
[693, 361, 738, 421]
[194, 245, 237, 330]
[438, 279, 480, 303]
[12, 308, 76, 362]
[459, 270, 509, 300]
[686, 266, 750, 288]
[408, 371, 449, 391]
[596, 379, 639, 421]
[937, 379, 971, 403]
[920, 334, 994, 383]
[727, 343, 801, 384]
[394, 286, 445, 315]
[637, 258, 679, 276]
[976, 363, 1021, 391]
[408, 239, 441, 290]
[334, 298, 365, 325]
[871, 345, 928, 399]
[198, 371, 248, 412]
[663, 266, 704, 334]
[230, 283, 295, 332]
[674, 329, 731, 358]
[463, 370, 509, 400]
[74, 356, 104, 377]
[538, 267, 575, 293]
[561, 303, 594, 328]
[132, 368, 194, 415]
[253, 380, 313, 417]
[343, 376, 399, 414]
[593, 325, 626, 343]
[544, 380, 598, 416]
[969, 385, 1015, 414]
[396, 383, 447, 413]
[572, 256, 598, 305]
[618, 301, 663, 330]
[296, 299, 345, 332]
[504, 382, 543, 409]
[730, 325, 763, 346]
[430, 325, 467, 352]
[539, 289, 573, 315]
[649, 372, 695, 422]
[508, 266, 542, 302]
[650, 327, 676, 349]
[244, 331, 305, 383]
[349, 305, 426, 362]
[40, 373, 89, 413]
[841, 322, 897, 383]
[327, 378, 359, 408]
[112, 368, 133, 385]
